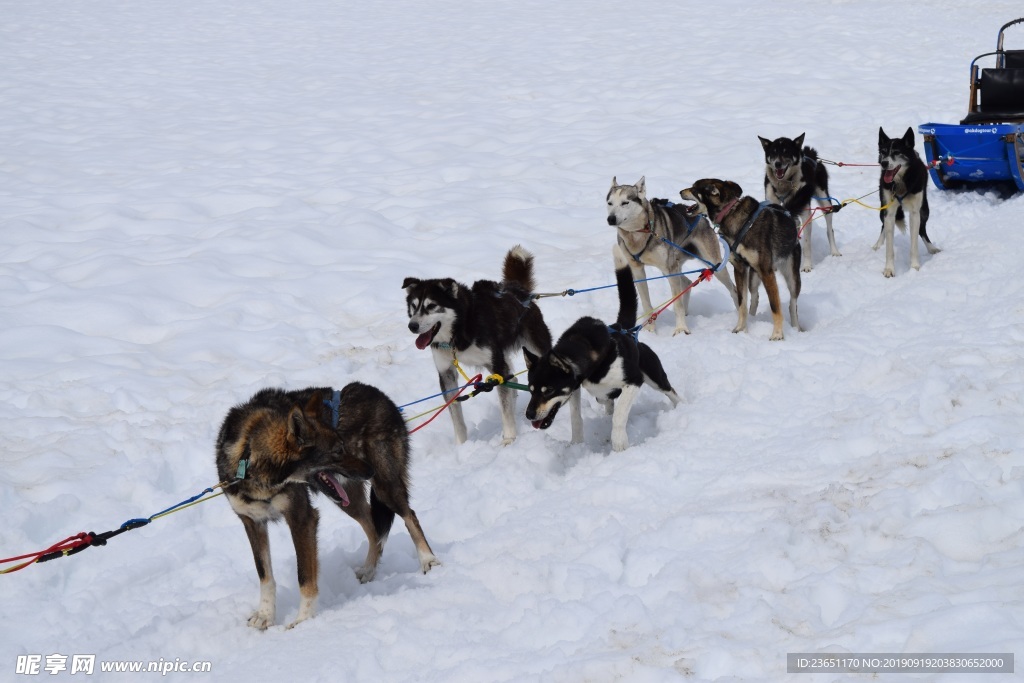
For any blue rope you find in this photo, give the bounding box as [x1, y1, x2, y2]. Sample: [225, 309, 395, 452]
[119, 486, 218, 529]
[652, 235, 716, 268]
[396, 376, 489, 412]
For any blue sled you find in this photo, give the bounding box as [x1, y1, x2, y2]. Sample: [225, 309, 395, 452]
[920, 18, 1024, 194]
[919, 122, 1024, 192]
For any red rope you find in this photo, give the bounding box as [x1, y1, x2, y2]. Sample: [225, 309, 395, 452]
[643, 268, 714, 327]
[408, 373, 483, 434]
[797, 205, 836, 238]
[1, 533, 94, 574]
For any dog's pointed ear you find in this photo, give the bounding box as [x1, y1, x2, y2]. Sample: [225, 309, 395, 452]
[550, 352, 578, 378]
[439, 278, 459, 297]
[287, 405, 312, 449]
[879, 127, 889, 147]
[636, 176, 646, 196]
[611, 176, 618, 188]
[902, 127, 915, 148]
[723, 180, 743, 199]
[523, 347, 539, 370]
[402, 277, 420, 290]
[794, 133, 805, 148]
[758, 136, 771, 151]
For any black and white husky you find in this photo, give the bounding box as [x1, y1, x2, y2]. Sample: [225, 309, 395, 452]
[874, 127, 941, 277]
[607, 176, 737, 335]
[523, 252, 680, 452]
[403, 246, 552, 445]
[759, 133, 841, 272]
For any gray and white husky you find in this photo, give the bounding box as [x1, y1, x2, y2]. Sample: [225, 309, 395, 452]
[874, 127, 941, 277]
[607, 177, 737, 335]
[403, 246, 552, 446]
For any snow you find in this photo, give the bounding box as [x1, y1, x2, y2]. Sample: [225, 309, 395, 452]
[2, 0, 1023, 681]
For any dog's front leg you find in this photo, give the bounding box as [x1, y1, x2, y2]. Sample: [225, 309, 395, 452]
[240, 516, 276, 630]
[630, 263, 656, 332]
[799, 209, 814, 272]
[668, 271, 692, 336]
[497, 384, 517, 446]
[881, 208, 897, 278]
[714, 266, 739, 310]
[818, 198, 841, 257]
[437, 364, 468, 444]
[569, 389, 583, 444]
[492, 354, 517, 446]
[732, 262, 750, 333]
[610, 385, 639, 452]
[283, 494, 320, 629]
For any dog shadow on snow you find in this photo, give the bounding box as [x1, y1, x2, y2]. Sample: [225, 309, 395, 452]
[534, 396, 681, 475]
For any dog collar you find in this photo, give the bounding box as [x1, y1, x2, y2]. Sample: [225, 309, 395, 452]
[323, 389, 341, 428]
[618, 233, 654, 264]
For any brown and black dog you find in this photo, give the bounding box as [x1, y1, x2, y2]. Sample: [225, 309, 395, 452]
[216, 382, 439, 630]
[680, 179, 801, 340]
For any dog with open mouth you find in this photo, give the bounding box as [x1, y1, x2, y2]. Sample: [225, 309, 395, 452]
[403, 245, 551, 445]
[759, 133, 841, 272]
[874, 126, 941, 277]
[216, 382, 438, 630]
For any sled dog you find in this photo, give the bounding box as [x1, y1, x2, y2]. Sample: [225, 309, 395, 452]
[680, 179, 801, 340]
[607, 176, 737, 334]
[874, 126, 941, 277]
[403, 246, 551, 445]
[523, 252, 680, 452]
[216, 382, 438, 630]
[759, 133, 841, 272]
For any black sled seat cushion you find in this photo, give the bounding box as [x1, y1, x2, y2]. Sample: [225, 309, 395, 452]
[961, 68, 1024, 123]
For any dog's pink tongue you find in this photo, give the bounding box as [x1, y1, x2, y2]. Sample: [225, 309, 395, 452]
[532, 420, 542, 429]
[415, 332, 433, 350]
[324, 473, 350, 506]
[883, 166, 900, 183]
[775, 169, 785, 180]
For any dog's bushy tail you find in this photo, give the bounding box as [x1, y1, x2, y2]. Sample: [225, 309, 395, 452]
[502, 245, 536, 293]
[370, 488, 396, 546]
[803, 146, 820, 161]
[614, 265, 637, 329]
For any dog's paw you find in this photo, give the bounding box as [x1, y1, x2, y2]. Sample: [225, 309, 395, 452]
[831, 247, 842, 257]
[355, 565, 377, 583]
[611, 437, 629, 452]
[500, 435, 516, 447]
[732, 324, 745, 334]
[800, 264, 813, 273]
[671, 324, 691, 336]
[420, 554, 441, 574]
[769, 332, 785, 341]
[285, 613, 313, 630]
[247, 611, 274, 630]
[883, 267, 895, 278]
[926, 244, 942, 254]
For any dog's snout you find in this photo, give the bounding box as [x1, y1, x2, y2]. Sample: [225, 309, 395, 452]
[408, 321, 419, 333]
[606, 215, 617, 226]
